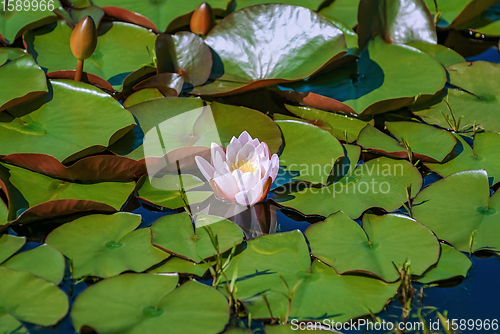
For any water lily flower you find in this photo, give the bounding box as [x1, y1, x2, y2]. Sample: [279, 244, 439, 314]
[195, 131, 279, 206]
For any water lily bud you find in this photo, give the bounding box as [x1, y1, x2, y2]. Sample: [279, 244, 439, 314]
[70, 16, 97, 61]
[190, 2, 215, 36]
[195, 131, 279, 207]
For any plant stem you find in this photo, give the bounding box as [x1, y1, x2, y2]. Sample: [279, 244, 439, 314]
[75, 59, 84, 82]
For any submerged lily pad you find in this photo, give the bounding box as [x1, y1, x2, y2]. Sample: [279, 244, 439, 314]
[46, 213, 168, 278]
[357, 122, 457, 162]
[0, 54, 48, 112]
[0, 1, 60, 43]
[413, 62, 500, 133]
[191, 4, 347, 95]
[71, 273, 229, 334]
[0, 80, 136, 162]
[0, 162, 135, 223]
[285, 105, 374, 143]
[416, 243, 472, 284]
[0, 267, 68, 327]
[277, 120, 344, 184]
[306, 212, 440, 282]
[282, 36, 446, 115]
[275, 157, 422, 218]
[425, 132, 500, 185]
[25, 20, 156, 89]
[413, 170, 500, 252]
[151, 212, 244, 263]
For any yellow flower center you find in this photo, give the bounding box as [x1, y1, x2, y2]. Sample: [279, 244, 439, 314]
[231, 159, 258, 174]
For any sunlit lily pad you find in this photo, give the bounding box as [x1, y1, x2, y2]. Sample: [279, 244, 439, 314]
[123, 88, 164, 107]
[1, 243, 65, 284]
[281, 36, 446, 115]
[306, 212, 440, 282]
[137, 174, 212, 209]
[285, 105, 374, 143]
[46, 213, 168, 278]
[413, 170, 500, 252]
[0, 234, 25, 263]
[0, 1, 60, 43]
[0, 162, 135, 224]
[413, 62, 500, 133]
[275, 157, 422, 218]
[0, 80, 136, 162]
[424, 0, 498, 28]
[318, 0, 360, 28]
[459, 3, 500, 36]
[416, 243, 472, 284]
[235, 0, 323, 10]
[0, 267, 68, 327]
[0, 54, 48, 112]
[277, 120, 344, 184]
[357, 0, 437, 51]
[151, 212, 244, 262]
[24, 20, 156, 89]
[425, 132, 500, 185]
[149, 256, 212, 277]
[71, 273, 229, 334]
[357, 122, 457, 162]
[406, 42, 465, 67]
[191, 4, 347, 95]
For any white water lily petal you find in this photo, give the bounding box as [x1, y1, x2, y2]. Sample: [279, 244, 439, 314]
[213, 172, 240, 200]
[195, 156, 215, 180]
[235, 189, 258, 206]
[213, 151, 229, 174]
[236, 143, 256, 163]
[226, 140, 242, 165]
[238, 131, 252, 145]
[210, 143, 226, 164]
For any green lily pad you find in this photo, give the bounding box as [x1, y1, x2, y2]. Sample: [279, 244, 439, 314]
[318, 0, 361, 28]
[0, 47, 27, 65]
[282, 36, 446, 115]
[0, 54, 48, 112]
[1, 244, 65, 284]
[285, 105, 374, 143]
[413, 170, 500, 252]
[123, 88, 164, 107]
[275, 157, 422, 218]
[136, 174, 212, 209]
[235, 0, 323, 10]
[0, 234, 25, 263]
[358, 122, 457, 162]
[306, 212, 440, 282]
[0, 0, 60, 43]
[151, 212, 244, 262]
[0, 267, 68, 327]
[24, 20, 156, 89]
[91, 0, 229, 32]
[149, 256, 212, 276]
[416, 243, 472, 284]
[413, 62, 500, 133]
[458, 3, 500, 36]
[0, 79, 136, 163]
[46, 213, 168, 278]
[191, 4, 347, 95]
[424, 0, 498, 28]
[156, 32, 212, 86]
[0, 162, 135, 223]
[277, 120, 344, 184]
[357, 0, 437, 51]
[0, 313, 28, 334]
[71, 273, 229, 334]
[406, 42, 465, 67]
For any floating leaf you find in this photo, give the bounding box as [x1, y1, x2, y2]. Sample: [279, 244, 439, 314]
[0, 192, 6, 227]
[426, 132, 500, 185]
[136, 174, 212, 209]
[275, 157, 422, 218]
[306, 212, 440, 282]
[149, 256, 212, 277]
[424, 0, 498, 28]
[358, 0, 437, 51]
[71, 273, 229, 334]
[358, 122, 457, 162]
[416, 244, 472, 283]
[0, 80, 136, 163]
[156, 32, 212, 86]
[25, 20, 156, 89]
[277, 120, 344, 184]
[133, 73, 184, 97]
[413, 62, 500, 133]
[191, 4, 347, 95]
[413, 170, 500, 252]
[0, 162, 135, 224]
[406, 41, 465, 67]
[0, 234, 25, 263]
[282, 36, 446, 115]
[459, 3, 500, 36]
[0, 267, 68, 327]
[46, 213, 168, 278]
[0, 54, 48, 112]
[151, 212, 244, 263]
[318, 0, 361, 28]
[123, 88, 164, 107]
[235, 0, 323, 10]
[0, 1, 60, 43]
[285, 105, 374, 143]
